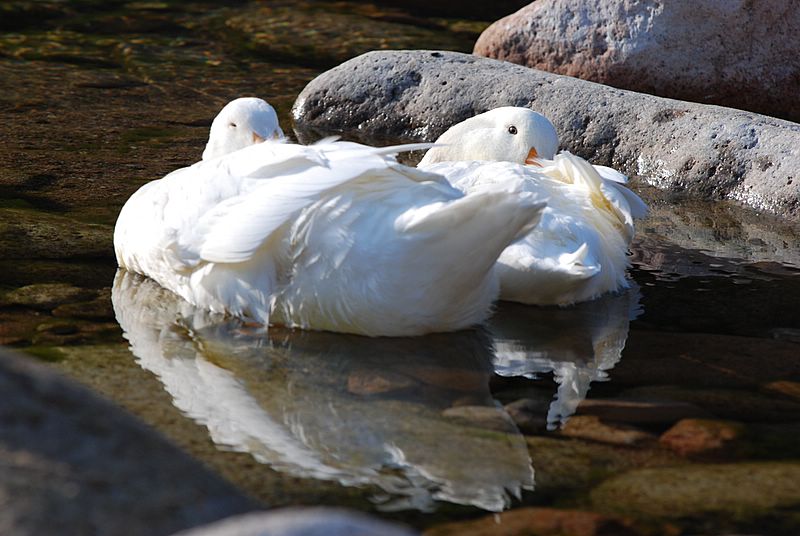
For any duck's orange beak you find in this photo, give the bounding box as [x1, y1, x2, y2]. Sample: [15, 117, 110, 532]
[525, 147, 541, 166]
[252, 131, 266, 144]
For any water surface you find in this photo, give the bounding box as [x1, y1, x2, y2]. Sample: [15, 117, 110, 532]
[2, 2, 799, 534]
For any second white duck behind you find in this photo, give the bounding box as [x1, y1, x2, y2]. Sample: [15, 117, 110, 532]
[419, 107, 648, 306]
[114, 98, 546, 337]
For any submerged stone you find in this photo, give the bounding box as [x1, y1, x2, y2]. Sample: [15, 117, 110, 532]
[765, 380, 800, 401]
[0, 283, 98, 311]
[591, 462, 800, 527]
[30, 319, 120, 346]
[441, 405, 518, 433]
[658, 419, 745, 459]
[52, 288, 115, 321]
[0, 259, 116, 290]
[225, 4, 478, 69]
[361, 1, 531, 20]
[575, 398, 711, 425]
[347, 368, 417, 395]
[526, 436, 679, 496]
[0, 311, 43, 346]
[0, 209, 113, 260]
[424, 506, 641, 536]
[504, 398, 550, 435]
[560, 415, 656, 447]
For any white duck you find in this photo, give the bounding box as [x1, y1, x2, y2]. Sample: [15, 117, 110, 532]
[201, 97, 284, 160]
[419, 107, 648, 306]
[114, 98, 546, 337]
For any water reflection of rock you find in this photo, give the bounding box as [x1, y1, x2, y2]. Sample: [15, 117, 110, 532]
[632, 195, 800, 276]
[626, 194, 800, 338]
[111, 270, 534, 513]
[489, 287, 642, 430]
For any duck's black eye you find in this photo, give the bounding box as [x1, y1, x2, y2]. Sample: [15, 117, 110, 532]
[229, 122, 237, 128]
[508, 125, 518, 135]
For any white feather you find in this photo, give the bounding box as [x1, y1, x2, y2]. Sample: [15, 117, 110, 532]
[115, 128, 545, 336]
[420, 107, 648, 307]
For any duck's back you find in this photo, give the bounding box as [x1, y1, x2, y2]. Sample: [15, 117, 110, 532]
[271, 165, 545, 335]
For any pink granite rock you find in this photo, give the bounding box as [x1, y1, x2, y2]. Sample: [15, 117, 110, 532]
[474, 0, 800, 122]
[659, 419, 745, 458]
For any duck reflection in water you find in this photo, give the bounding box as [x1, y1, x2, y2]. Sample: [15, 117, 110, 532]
[112, 269, 534, 512]
[112, 270, 639, 512]
[489, 285, 642, 430]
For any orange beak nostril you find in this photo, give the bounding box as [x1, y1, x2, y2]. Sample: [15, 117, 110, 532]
[525, 147, 541, 166]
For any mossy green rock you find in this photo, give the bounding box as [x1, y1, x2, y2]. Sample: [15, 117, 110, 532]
[1, 283, 98, 310]
[0, 209, 112, 260]
[526, 436, 679, 496]
[591, 462, 800, 522]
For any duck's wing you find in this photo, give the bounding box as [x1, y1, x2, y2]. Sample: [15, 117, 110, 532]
[421, 160, 534, 194]
[115, 161, 225, 275]
[193, 140, 442, 265]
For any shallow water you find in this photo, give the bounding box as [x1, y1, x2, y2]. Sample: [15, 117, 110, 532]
[2, 2, 799, 534]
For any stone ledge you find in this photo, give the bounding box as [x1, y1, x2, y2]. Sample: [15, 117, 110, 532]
[292, 50, 800, 221]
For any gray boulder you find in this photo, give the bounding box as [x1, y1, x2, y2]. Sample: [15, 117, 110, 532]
[473, 0, 800, 123]
[0, 349, 256, 536]
[291, 50, 800, 220]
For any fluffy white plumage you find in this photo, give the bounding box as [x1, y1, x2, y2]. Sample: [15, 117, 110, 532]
[114, 99, 547, 336]
[419, 107, 648, 305]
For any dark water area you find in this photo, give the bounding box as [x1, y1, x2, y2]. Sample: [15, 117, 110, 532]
[1, 2, 799, 535]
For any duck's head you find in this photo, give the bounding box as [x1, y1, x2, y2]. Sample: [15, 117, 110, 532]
[202, 97, 284, 160]
[418, 107, 558, 167]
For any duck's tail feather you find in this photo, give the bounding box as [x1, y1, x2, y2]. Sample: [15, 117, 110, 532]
[593, 164, 628, 184]
[605, 180, 649, 220]
[542, 152, 648, 239]
[558, 243, 603, 279]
